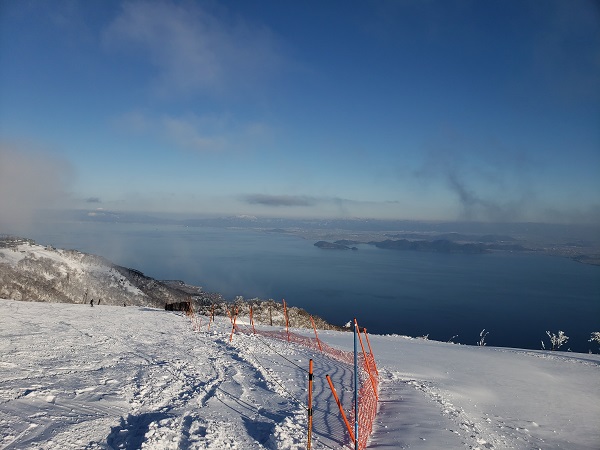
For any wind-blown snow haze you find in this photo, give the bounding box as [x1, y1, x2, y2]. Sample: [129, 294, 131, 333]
[0, 143, 72, 233]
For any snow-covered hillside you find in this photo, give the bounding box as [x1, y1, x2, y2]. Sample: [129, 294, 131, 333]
[0, 237, 203, 308]
[1, 299, 598, 449]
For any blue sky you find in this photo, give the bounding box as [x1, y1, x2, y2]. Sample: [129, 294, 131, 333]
[1, 0, 599, 225]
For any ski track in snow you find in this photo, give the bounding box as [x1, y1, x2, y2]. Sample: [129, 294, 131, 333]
[0, 300, 356, 449]
[1, 299, 599, 450]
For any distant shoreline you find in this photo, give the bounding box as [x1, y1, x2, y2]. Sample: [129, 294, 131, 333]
[312, 237, 600, 265]
[22, 210, 600, 266]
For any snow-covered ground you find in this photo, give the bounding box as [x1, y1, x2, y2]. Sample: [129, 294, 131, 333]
[0, 299, 598, 450]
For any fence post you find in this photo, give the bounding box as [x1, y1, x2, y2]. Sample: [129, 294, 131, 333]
[249, 305, 256, 334]
[326, 375, 355, 444]
[355, 319, 378, 401]
[310, 315, 323, 353]
[354, 319, 359, 450]
[282, 299, 290, 342]
[229, 307, 238, 342]
[189, 302, 200, 331]
[207, 304, 214, 331]
[307, 359, 313, 450]
[363, 328, 378, 376]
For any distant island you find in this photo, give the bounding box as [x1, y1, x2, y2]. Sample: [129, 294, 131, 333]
[385, 232, 517, 243]
[371, 239, 488, 254]
[314, 238, 530, 255]
[572, 254, 600, 266]
[314, 241, 358, 250]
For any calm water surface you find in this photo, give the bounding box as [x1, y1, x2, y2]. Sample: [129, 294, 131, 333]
[30, 222, 600, 352]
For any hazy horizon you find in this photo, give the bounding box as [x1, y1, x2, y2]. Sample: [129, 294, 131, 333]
[0, 207, 594, 246]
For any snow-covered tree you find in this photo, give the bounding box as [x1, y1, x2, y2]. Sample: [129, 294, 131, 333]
[446, 335, 459, 344]
[544, 330, 569, 351]
[478, 329, 489, 346]
[589, 332, 600, 353]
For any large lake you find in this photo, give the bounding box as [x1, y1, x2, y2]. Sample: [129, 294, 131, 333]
[29, 222, 600, 353]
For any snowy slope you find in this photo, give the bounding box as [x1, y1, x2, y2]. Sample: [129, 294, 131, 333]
[0, 238, 201, 308]
[1, 299, 598, 450]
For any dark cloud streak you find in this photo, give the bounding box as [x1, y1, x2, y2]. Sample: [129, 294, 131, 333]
[242, 194, 317, 207]
[413, 127, 537, 222]
[446, 171, 526, 222]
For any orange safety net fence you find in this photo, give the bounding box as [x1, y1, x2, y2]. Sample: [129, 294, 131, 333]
[236, 324, 379, 449]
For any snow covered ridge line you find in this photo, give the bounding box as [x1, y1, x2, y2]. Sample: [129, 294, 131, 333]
[0, 236, 192, 308]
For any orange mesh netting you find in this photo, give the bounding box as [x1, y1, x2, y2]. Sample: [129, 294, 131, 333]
[237, 324, 379, 449]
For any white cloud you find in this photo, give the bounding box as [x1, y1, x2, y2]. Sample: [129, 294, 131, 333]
[113, 110, 151, 133]
[113, 110, 272, 153]
[161, 115, 228, 152]
[103, 1, 285, 97]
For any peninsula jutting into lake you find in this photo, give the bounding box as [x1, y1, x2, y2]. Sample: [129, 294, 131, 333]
[314, 238, 527, 255]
